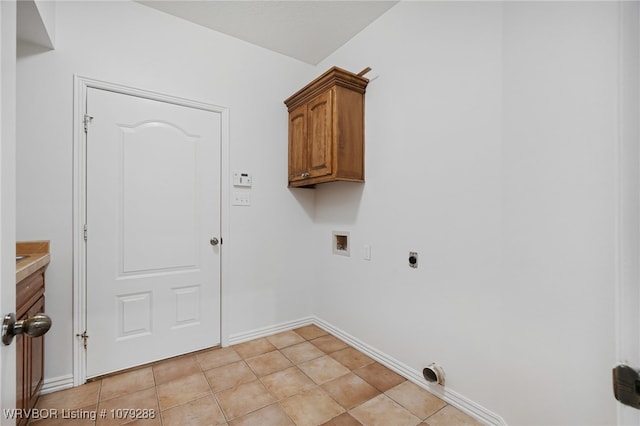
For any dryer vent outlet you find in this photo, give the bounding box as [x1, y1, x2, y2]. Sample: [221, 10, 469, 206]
[423, 363, 445, 386]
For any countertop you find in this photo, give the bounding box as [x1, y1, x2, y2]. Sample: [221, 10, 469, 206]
[16, 241, 50, 283]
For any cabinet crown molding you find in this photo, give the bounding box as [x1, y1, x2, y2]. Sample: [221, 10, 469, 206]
[284, 66, 369, 111]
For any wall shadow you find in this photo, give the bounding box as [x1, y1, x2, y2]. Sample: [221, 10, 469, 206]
[313, 181, 365, 225]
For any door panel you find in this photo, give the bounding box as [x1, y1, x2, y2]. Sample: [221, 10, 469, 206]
[307, 90, 333, 178]
[288, 104, 307, 182]
[121, 122, 199, 274]
[85, 88, 221, 378]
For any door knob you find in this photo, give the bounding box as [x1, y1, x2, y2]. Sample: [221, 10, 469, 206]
[2, 312, 52, 346]
[210, 237, 219, 246]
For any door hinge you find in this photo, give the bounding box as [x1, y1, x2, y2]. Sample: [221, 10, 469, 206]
[76, 330, 89, 349]
[83, 224, 88, 242]
[83, 114, 93, 133]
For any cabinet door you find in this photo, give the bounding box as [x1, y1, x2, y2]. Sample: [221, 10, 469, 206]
[306, 90, 333, 178]
[16, 332, 26, 426]
[29, 296, 44, 404]
[288, 104, 307, 183]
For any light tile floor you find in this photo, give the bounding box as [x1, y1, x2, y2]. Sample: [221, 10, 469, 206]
[32, 325, 483, 425]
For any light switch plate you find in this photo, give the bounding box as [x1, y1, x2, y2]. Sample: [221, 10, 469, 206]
[232, 191, 251, 206]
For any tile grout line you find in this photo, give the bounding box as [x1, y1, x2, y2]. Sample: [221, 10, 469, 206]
[226, 328, 349, 425]
[193, 352, 228, 425]
[251, 330, 336, 425]
[273, 329, 349, 426]
[152, 371, 163, 426]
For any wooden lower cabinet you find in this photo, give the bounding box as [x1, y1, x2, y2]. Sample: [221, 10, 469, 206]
[16, 268, 45, 426]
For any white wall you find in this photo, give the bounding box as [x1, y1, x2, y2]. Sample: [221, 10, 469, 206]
[618, 3, 640, 424]
[16, 0, 56, 49]
[16, 0, 316, 384]
[501, 3, 618, 423]
[312, 2, 623, 424]
[15, 1, 636, 424]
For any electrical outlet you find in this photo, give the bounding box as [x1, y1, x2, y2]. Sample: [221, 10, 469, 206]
[409, 252, 418, 268]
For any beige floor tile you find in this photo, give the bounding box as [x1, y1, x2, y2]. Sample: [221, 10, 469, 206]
[386, 381, 447, 420]
[245, 350, 293, 376]
[161, 394, 226, 426]
[294, 324, 328, 340]
[197, 346, 242, 371]
[122, 416, 162, 426]
[156, 372, 212, 411]
[36, 330, 470, 426]
[280, 387, 345, 426]
[310, 335, 349, 354]
[36, 381, 101, 411]
[350, 394, 421, 426]
[152, 355, 201, 385]
[424, 405, 484, 426]
[281, 341, 325, 365]
[320, 412, 363, 426]
[30, 404, 97, 425]
[30, 417, 95, 426]
[298, 355, 351, 385]
[216, 380, 276, 420]
[354, 362, 406, 392]
[96, 387, 158, 426]
[229, 403, 295, 426]
[321, 373, 380, 410]
[261, 366, 316, 400]
[266, 330, 306, 349]
[329, 347, 374, 371]
[205, 360, 257, 393]
[100, 367, 155, 401]
[233, 338, 277, 359]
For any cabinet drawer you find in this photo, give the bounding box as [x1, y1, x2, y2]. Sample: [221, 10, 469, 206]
[16, 268, 45, 318]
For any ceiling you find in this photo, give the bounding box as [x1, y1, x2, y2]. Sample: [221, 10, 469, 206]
[137, 1, 398, 65]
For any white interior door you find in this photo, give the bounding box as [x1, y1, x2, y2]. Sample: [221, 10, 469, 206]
[85, 88, 221, 378]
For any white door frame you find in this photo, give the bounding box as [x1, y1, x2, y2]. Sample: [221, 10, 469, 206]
[72, 76, 230, 386]
[0, 0, 17, 420]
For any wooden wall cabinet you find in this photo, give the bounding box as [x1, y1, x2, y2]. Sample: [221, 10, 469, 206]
[284, 66, 369, 187]
[16, 265, 46, 426]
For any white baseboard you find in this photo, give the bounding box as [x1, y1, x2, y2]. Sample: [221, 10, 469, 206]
[225, 315, 505, 425]
[311, 317, 507, 426]
[40, 374, 74, 395]
[227, 316, 315, 346]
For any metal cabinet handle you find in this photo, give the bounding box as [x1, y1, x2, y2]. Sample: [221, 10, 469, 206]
[2, 313, 52, 345]
[210, 237, 219, 246]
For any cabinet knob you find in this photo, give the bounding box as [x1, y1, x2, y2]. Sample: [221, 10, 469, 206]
[2, 312, 52, 345]
[301, 172, 310, 178]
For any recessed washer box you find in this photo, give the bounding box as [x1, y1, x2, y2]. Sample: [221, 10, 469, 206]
[332, 231, 350, 257]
